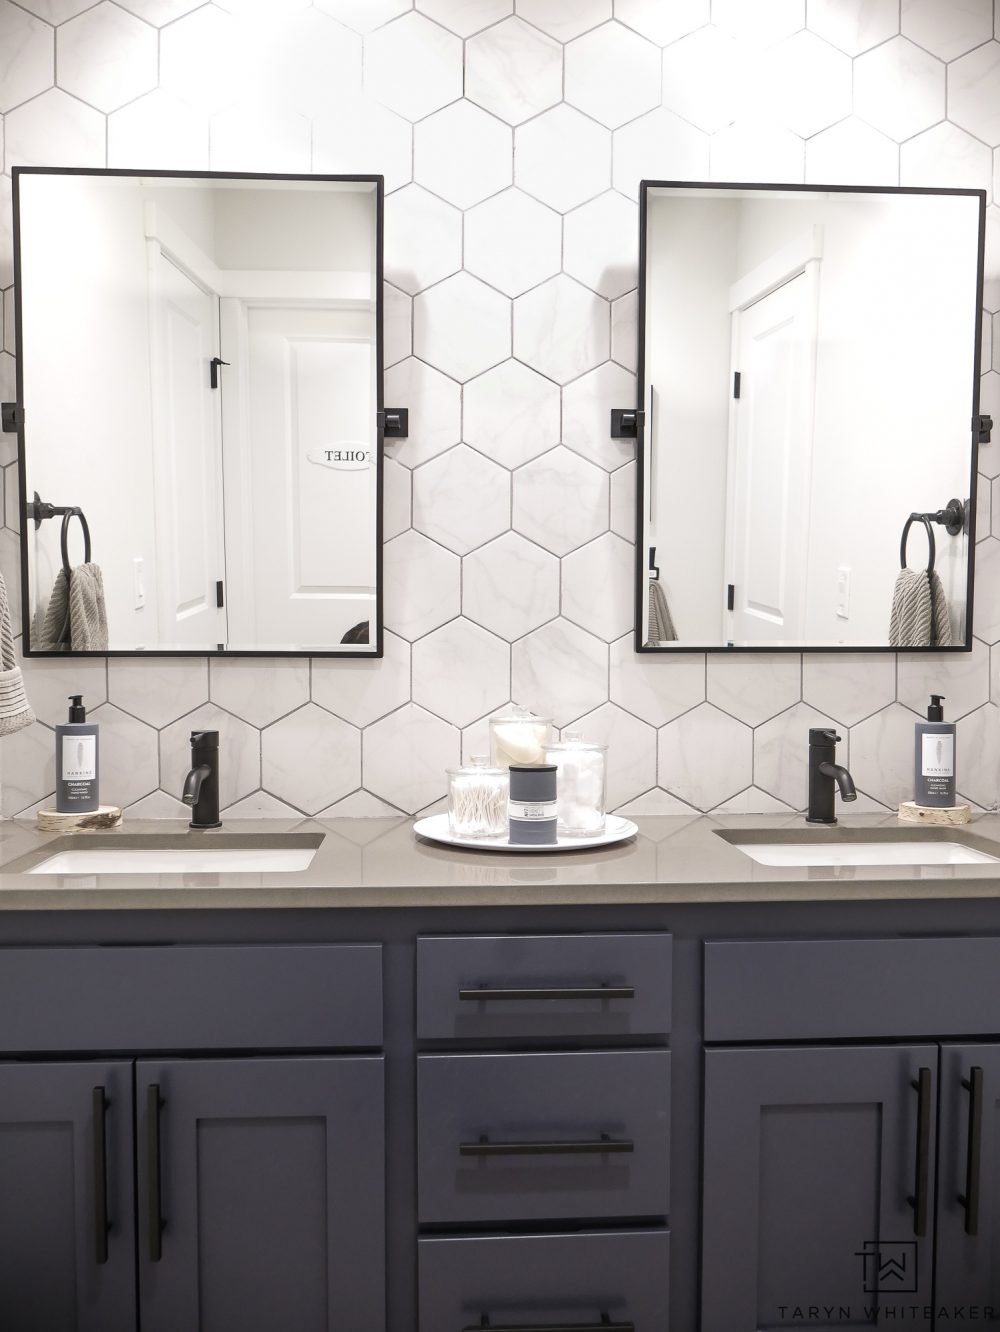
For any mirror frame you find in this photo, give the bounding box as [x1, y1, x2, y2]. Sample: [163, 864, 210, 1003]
[633, 178, 987, 656]
[10, 165, 387, 659]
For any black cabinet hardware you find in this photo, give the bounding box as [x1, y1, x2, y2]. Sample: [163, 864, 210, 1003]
[958, 1065, 983, 1236]
[147, 1083, 164, 1262]
[92, 1086, 109, 1265]
[460, 1133, 633, 1157]
[209, 356, 229, 389]
[458, 986, 634, 1002]
[908, 1068, 931, 1236]
[465, 1317, 634, 1331]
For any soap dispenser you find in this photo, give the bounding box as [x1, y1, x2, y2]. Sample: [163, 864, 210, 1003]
[55, 695, 99, 813]
[914, 694, 956, 808]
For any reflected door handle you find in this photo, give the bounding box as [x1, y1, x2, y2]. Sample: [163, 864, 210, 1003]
[92, 1086, 110, 1265]
[958, 1066, 984, 1236]
[907, 1068, 932, 1237]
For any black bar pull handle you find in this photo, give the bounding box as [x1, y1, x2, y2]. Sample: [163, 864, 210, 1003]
[459, 985, 635, 1002]
[908, 1068, 932, 1237]
[958, 1065, 984, 1236]
[147, 1083, 164, 1263]
[92, 1086, 110, 1265]
[464, 1318, 634, 1331]
[460, 1133, 633, 1157]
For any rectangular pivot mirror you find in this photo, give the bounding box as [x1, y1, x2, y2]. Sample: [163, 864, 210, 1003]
[636, 181, 986, 653]
[13, 168, 384, 657]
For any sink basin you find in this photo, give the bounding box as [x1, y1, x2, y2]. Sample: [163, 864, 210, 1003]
[10, 832, 323, 876]
[717, 828, 1000, 868]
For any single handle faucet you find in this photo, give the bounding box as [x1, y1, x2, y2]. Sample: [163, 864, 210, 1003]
[806, 727, 857, 825]
[182, 730, 221, 830]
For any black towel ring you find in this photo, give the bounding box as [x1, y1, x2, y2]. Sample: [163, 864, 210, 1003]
[900, 513, 935, 578]
[60, 508, 91, 579]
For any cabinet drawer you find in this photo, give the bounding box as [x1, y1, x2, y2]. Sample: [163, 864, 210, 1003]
[417, 1049, 670, 1224]
[704, 936, 1000, 1042]
[419, 1230, 670, 1331]
[416, 932, 671, 1040]
[0, 944, 382, 1052]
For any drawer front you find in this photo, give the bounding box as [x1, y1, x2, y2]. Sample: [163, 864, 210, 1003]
[704, 936, 1000, 1042]
[416, 932, 671, 1040]
[419, 1230, 670, 1331]
[417, 1049, 670, 1224]
[0, 944, 382, 1052]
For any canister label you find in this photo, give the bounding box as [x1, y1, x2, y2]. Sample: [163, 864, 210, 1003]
[508, 799, 557, 821]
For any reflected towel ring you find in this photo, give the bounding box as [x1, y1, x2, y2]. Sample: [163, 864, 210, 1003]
[900, 513, 935, 578]
[60, 508, 91, 579]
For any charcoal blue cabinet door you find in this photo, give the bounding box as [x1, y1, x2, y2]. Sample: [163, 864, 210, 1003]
[136, 1056, 385, 1332]
[0, 1060, 136, 1332]
[702, 1045, 936, 1332]
[936, 1044, 1000, 1320]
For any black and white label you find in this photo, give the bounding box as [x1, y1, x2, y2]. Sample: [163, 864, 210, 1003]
[921, 733, 954, 778]
[508, 799, 557, 822]
[62, 735, 96, 782]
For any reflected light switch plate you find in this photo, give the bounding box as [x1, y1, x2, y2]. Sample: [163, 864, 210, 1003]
[836, 566, 850, 619]
[133, 557, 145, 610]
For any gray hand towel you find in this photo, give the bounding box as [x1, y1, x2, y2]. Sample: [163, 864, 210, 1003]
[0, 570, 34, 736]
[647, 578, 678, 644]
[33, 563, 108, 651]
[889, 567, 954, 647]
[929, 569, 954, 647]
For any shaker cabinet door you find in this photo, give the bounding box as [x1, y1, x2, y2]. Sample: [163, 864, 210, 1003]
[136, 1055, 385, 1332]
[702, 1045, 936, 1332]
[0, 1060, 136, 1332]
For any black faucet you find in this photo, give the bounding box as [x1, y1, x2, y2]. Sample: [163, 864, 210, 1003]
[806, 727, 857, 825]
[182, 730, 221, 829]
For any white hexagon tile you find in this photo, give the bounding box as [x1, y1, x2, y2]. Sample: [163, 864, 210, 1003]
[412, 445, 510, 554]
[466, 17, 561, 125]
[463, 360, 560, 469]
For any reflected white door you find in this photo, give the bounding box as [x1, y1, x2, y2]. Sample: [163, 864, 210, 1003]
[726, 273, 815, 644]
[148, 252, 228, 647]
[223, 304, 376, 648]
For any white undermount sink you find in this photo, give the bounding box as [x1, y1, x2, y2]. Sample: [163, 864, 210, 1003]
[721, 831, 1000, 868]
[16, 833, 323, 876]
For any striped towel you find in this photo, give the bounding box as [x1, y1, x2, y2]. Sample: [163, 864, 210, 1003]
[33, 563, 109, 651]
[647, 578, 678, 643]
[0, 570, 34, 737]
[889, 568, 954, 647]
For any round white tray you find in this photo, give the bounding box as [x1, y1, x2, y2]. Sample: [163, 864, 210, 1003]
[412, 813, 639, 853]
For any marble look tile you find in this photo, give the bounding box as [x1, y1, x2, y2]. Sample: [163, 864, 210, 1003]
[986, 208, 1000, 312]
[974, 536, 1000, 642]
[901, 122, 992, 194]
[3, 462, 16, 533]
[0, 532, 18, 628]
[262, 704, 360, 814]
[514, 276, 610, 385]
[991, 474, 1000, 539]
[850, 702, 922, 809]
[0, 3, 53, 114]
[513, 446, 609, 556]
[516, 0, 612, 42]
[977, 375, 1000, 475]
[802, 653, 896, 726]
[568, 701, 656, 807]
[384, 185, 462, 296]
[414, 273, 511, 383]
[109, 89, 209, 170]
[414, 102, 511, 210]
[383, 358, 460, 468]
[465, 189, 562, 298]
[5, 88, 105, 171]
[211, 102, 311, 173]
[57, 3, 157, 113]
[160, 5, 241, 114]
[898, 639, 989, 721]
[753, 700, 841, 809]
[315, 0, 411, 34]
[565, 22, 660, 130]
[610, 462, 636, 540]
[2, 292, 13, 355]
[463, 533, 559, 640]
[115, 0, 206, 22]
[562, 362, 637, 471]
[710, 786, 796, 815]
[854, 37, 945, 142]
[512, 618, 609, 726]
[807, 0, 898, 54]
[610, 636, 705, 725]
[612, 108, 709, 202]
[563, 191, 638, 301]
[160, 704, 261, 809]
[463, 360, 560, 470]
[223, 790, 303, 819]
[658, 704, 752, 810]
[611, 291, 637, 372]
[957, 703, 1000, 809]
[986, 312, 996, 373]
[712, 120, 804, 184]
[412, 619, 510, 726]
[417, 0, 512, 39]
[0, 721, 54, 817]
[19, 651, 106, 728]
[88, 704, 160, 808]
[616, 787, 698, 815]
[902, 0, 992, 61]
[466, 16, 561, 126]
[759, 31, 851, 138]
[363, 702, 459, 813]
[707, 653, 801, 726]
[805, 118, 899, 187]
[128, 789, 190, 818]
[312, 97, 412, 193]
[714, 0, 804, 46]
[383, 457, 412, 542]
[210, 658, 308, 728]
[318, 790, 403, 818]
[661, 26, 741, 133]
[615, 0, 707, 45]
[562, 534, 634, 642]
[413, 445, 510, 554]
[313, 630, 411, 727]
[383, 529, 460, 640]
[363, 12, 462, 121]
[108, 658, 208, 728]
[516, 106, 611, 214]
[18, 0, 95, 20]
[383, 284, 411, 369]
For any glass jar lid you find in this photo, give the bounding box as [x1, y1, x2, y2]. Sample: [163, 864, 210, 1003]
[446, 754, 506, 777]
[545, 730, 607, 753]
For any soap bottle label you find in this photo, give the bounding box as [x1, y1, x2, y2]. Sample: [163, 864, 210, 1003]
[62, 735, 96, 782]
[921, 733, 954, 778]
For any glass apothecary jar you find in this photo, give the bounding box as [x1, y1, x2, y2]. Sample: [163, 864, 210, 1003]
[446, 756, 509, 839]
[543, 731, 608, 836]
[488, 705, 552, 769]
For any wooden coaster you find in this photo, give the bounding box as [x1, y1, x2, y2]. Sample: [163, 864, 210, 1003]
[36, 805, 123, 832]
[898, 800, 971, 826]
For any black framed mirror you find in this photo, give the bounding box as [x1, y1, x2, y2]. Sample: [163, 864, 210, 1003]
[11, 167, 389, 658]
[634, 180, 987, 654]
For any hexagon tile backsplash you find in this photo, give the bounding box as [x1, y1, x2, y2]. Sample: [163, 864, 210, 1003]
[1, 0, 999, 819]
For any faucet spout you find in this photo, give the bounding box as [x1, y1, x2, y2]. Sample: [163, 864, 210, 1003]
[818, 760, 857, 803]
[182, 764, 211, 807]
[806, 728, 856, 825]
[182, 730, 221, 829]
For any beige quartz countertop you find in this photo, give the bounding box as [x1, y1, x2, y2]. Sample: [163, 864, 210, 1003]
[2, 812, 1000, 910]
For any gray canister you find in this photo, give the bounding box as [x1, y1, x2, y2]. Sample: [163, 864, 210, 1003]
[508, 764, 558, 844]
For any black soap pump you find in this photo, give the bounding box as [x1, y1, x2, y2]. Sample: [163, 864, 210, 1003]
[914, 694, 957, 808]
[55, 695, 100, 813]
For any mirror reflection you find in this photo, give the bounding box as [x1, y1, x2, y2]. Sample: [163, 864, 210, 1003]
[638, 183, 984, 652]
[15, 168, 382, 656]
